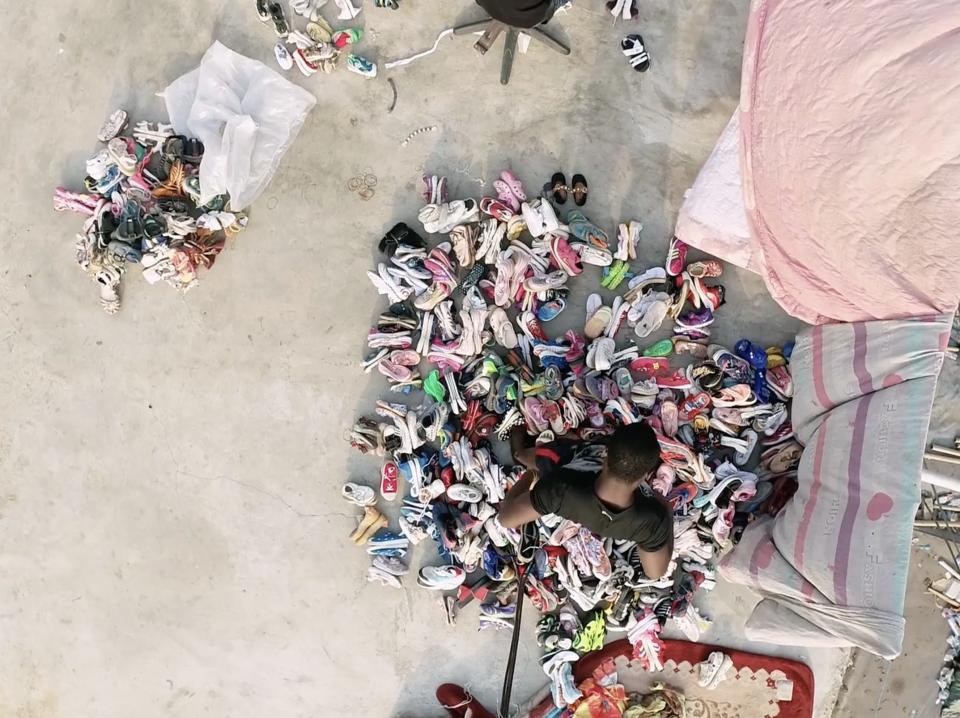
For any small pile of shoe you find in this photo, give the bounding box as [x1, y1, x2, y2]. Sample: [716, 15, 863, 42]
[55, 110, 248, 315]
[255, 0, 377, 78]
[346, 167, 802, 698]
[342, 481, 411, 588]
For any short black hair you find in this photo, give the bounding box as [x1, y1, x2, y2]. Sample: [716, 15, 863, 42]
[605, 422, 661, 483]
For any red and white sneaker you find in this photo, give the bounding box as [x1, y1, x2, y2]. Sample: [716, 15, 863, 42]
[380, 461, 399, 501]
[666, 236, 688, 276]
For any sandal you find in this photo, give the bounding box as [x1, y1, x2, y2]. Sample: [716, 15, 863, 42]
[621, 34, 651, 73]
[550, 172, 568, 204]
[96, 109, 128, 143]
[95, 265, 122, 315]
[570, 173, 589, 206]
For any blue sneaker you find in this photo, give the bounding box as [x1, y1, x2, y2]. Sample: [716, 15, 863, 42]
[537, 299, 566, 322]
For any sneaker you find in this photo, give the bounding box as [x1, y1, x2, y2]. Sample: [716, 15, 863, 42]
[347, 54, 378, 78]
[666, 236, 688, 276]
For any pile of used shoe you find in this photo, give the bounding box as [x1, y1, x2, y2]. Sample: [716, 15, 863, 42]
[255, 0, 377, 78]
[344, 168, 800, 704]
[54, 110, 247, 315]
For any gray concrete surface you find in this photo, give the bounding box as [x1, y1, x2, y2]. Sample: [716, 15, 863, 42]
[2, 0, 955, 716]
[833, 545, 948, 718]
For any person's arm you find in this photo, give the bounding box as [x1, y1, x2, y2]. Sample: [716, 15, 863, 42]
[634, 491, 675, 579]
[497, 470, 543, 529]
[635, 532, 673, 579]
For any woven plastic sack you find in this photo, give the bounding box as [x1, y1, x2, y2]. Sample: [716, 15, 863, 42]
[161, 41, 316, 210]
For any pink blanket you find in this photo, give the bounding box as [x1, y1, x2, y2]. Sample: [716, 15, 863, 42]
[692, 0, 960, 324]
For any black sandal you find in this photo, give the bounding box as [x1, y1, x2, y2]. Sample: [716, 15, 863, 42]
[571, 173, 589, 206]
[550, 172, 568, 204]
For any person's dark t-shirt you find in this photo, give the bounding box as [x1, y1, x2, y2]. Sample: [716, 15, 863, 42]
[476, 0, 553, 28]
[529, 460, 671, 551]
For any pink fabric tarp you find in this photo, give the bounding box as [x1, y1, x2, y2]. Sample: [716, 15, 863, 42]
[679, 0, 960, 325]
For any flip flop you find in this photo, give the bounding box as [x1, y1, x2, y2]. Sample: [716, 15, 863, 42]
[571, 173, 588, 206]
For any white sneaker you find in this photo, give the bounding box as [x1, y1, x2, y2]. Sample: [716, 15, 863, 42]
[367, 566, 402, 588]
[539, 199, 560, 232]
[522, 202, 545, 237]
[341, 482, 376, 506]
[447, 483, 484, 503]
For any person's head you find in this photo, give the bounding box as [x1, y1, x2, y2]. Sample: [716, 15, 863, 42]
[604, 421, 661, 484]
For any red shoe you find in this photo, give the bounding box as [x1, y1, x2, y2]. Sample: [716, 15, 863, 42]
[678, 391, 712, 420]
[380, 461, 398, 501]
[440, 465, 456, 489]
[436, 684, 496, 718]
[666, 236, 688, 276]
[629, 356, 672, 378]
[656, 369, 693, 390]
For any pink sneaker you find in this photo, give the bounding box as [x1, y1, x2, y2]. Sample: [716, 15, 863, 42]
[666, 236, 688, 276]
[549, 234, 583, 276]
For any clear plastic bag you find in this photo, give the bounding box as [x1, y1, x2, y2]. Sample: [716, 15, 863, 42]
[160, 41, 316, 210]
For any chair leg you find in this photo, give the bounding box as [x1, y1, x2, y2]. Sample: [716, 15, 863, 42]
[453, 18, 494, 35]
[500, 27, 518, 85]
[476, 23, 504, 55]
[528, 26, 571, 55]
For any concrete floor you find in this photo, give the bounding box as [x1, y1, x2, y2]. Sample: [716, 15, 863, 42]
[2, 0, 955, 716]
